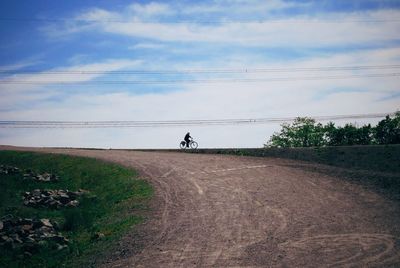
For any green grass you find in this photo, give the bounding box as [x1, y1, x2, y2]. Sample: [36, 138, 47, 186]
[0, 150, 153, 267]
[189, 145, 400, 198]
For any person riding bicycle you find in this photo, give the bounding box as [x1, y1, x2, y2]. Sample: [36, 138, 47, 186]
[184, 132, 192, 148]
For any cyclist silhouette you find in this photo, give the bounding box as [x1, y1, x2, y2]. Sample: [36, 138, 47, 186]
[184, 132, 192, 148]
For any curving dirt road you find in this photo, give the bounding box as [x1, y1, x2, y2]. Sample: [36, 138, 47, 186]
[2, 147, 400, 267]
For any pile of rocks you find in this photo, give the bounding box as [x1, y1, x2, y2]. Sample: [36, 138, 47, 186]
[0, 215, 68, 254]
[23, 170, 59, 182]
[23, 189, 88, 209]
[0, 165, 59, 182]
[0, 165, 21, 175]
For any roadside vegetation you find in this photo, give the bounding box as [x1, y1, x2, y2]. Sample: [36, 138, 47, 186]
[266, 111, 400, 147]
[0, 151, 152, 267]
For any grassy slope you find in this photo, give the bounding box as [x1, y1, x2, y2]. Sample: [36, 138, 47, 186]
[191, 145, 400, 173]
[190, 145, 400, 198]
[0, 151, 152, 268]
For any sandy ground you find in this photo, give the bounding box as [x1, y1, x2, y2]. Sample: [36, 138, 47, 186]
[1, 146, 400, 267]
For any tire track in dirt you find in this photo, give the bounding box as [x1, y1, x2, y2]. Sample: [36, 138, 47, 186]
[1, 146, 399, 267]
[281, 233, 400, 267]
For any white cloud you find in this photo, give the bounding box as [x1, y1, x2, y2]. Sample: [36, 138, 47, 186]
[128, 2, 173, 17]
[44, 4, 400, 47]
[0, 58, 142, 94]
[0, 58, 143, 113]
[181, 0, 298, 15]
[0, 59, 41, 72]
[129, 42, 165, 50]
[78, 8, 119, 21]
[102, 14, 400, 46]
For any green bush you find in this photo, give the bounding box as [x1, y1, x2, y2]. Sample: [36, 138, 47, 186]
[266, 112, 400, 147]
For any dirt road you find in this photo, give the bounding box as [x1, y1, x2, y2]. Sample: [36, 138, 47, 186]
[2, 147, 400, 267]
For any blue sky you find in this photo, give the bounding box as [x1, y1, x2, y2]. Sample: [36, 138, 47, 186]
[0, 0, 399, 148]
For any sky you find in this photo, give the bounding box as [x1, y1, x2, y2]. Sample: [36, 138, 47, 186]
[0, 0, 399, 148]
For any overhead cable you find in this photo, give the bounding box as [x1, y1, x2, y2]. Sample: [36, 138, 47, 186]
[0, 112, 394, 128]
[1, 17, 400, 24]
[1, 64, 400, 75]
[1, 73, 399, 85]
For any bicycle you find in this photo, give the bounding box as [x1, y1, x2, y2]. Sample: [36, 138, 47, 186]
[179, 139, 198, 149]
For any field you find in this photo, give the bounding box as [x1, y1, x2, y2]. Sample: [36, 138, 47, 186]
[1, 146, 399, 267]
[0, 151, 152, 267]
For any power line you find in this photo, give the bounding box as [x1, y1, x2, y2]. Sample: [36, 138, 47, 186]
[1, 73, 399, 85]
[1, 65, 400, 75]
[0, 112, 394, 128]
[1, 17, 400, 24]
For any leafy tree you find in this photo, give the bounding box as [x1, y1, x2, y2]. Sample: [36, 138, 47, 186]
[375, 112, 400, 144]
[266, 112, 399, 148]
[357, 124, 374, 145]
[267, 117, 325, 147]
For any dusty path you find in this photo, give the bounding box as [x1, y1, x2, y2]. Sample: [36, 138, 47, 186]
[1, 146, 400, 267]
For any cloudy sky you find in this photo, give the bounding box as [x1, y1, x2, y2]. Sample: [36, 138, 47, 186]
[0, 0, 399, 148]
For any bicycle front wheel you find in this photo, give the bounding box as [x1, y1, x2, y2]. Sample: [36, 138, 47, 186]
[190, 141, 198, 149]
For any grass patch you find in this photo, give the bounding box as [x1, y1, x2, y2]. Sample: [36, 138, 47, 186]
[0, 150, 152, 267]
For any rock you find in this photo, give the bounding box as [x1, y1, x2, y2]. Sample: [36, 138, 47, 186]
[56, 243, 68, 251]
[24, 251, 32, 258]
[32, 189, 41, 197]
[0, 165, 20, 175]
[21, 224, 33, 232]
[1, 235, 9, 242]
[50, 220, 60, 231]
[22, 170, 59, 182]
[20, 218, 33, 225]
[14, 236, 23, 244]
[23, 189, 86, 209]
[52, 235, 69, 243]
[93, 232, 105, 240]
[0, 221, 3, 231]
[66, 200, 79, 207]
[2, 218, 13, 230]
[25, 236, 36, 243]
[37, 226, 53, 236]
[59, 194, 71, 204]
[40, 219, 53, 228]
[0, 215, 68, 255]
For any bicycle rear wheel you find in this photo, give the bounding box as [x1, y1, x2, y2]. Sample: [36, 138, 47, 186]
[179, 141, 186, 149]
[190, 141, 198, 149]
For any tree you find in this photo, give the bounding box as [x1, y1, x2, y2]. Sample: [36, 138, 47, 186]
[375, 112, 400, 144]
[265, 112, 399, 148]
[266, 117, 325, 147]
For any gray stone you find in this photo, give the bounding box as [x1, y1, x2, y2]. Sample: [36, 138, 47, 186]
[20, 218, 33, 225]
[66, 200, 79, 207]
[0, 165, 20, 174]
[23, 189, 87, 209]
[21, 224, 33, 232]
[40, 219, 53, 228]
[24, 251, 32, 258]
[56, 244, 68, 251]
[1, 235, 9, 242]
[93, 232, 105, 240]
